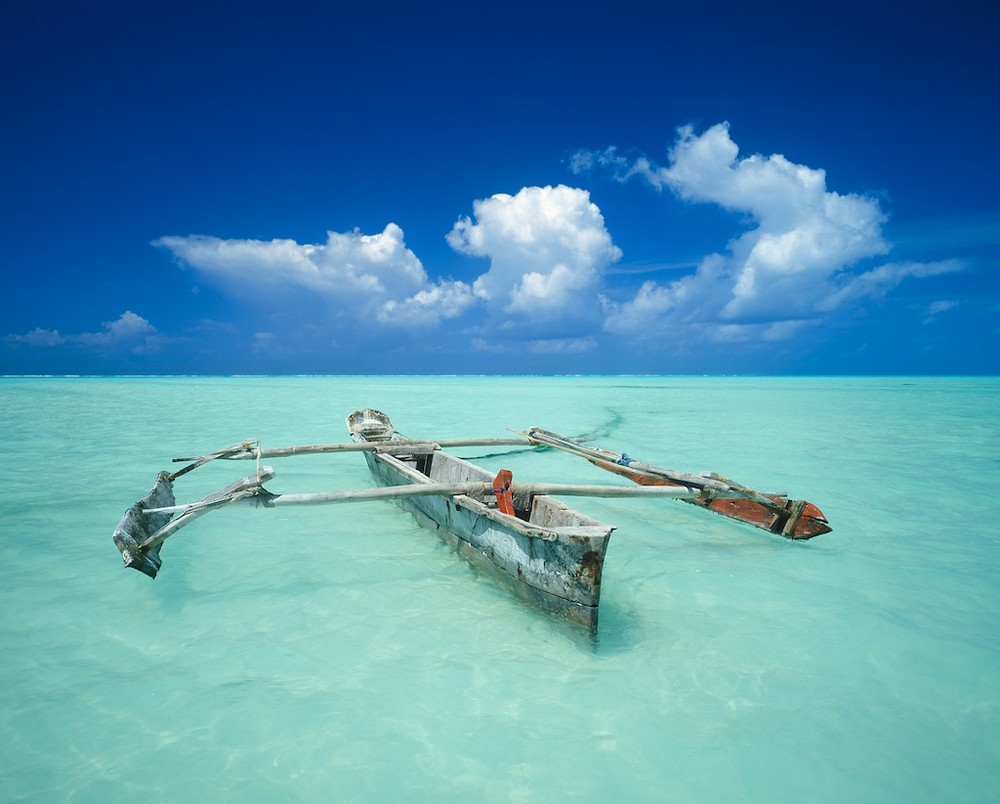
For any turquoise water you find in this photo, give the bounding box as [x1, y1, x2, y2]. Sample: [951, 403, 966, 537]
[1, 376, 998, 802]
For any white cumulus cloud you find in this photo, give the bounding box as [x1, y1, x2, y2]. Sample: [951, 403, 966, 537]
[155, 224, 473, 327]
[578, 123, 962, 339]
[377, 281, 477, 327]
[155, 224, 426, 297]
[9, 328, 67, 347]
[6, 311, 163, 354]
[447, 185, 621, 330]
[76, 310, 158, 346]
[156, 192, 622, 342]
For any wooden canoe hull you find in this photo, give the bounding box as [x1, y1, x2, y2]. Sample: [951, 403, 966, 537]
[349, 411, 614, 630]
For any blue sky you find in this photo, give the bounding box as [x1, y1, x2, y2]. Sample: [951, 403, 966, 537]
[2, 0, 997, 375]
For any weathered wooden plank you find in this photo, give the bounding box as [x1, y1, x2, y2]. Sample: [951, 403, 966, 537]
[781, 499, 809, 537]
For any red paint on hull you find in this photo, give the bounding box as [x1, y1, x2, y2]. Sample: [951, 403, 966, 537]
[597, 461, 831, 539]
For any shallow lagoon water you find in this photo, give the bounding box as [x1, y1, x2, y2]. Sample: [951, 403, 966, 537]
[1, 376, 997, 802]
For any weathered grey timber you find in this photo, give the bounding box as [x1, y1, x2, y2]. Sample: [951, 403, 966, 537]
[347, 409, 615, 629]
[112, 472, 175, 578]
[172, 437, 528, 463]
[143, 479, 753, 517]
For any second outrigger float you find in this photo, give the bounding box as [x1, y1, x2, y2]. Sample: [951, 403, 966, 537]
[113, 409, 830, 630]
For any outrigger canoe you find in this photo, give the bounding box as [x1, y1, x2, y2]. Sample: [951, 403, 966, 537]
[112, 409, 830, 630]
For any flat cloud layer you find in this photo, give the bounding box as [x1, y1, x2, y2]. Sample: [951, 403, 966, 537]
[5, 311, 163, 354]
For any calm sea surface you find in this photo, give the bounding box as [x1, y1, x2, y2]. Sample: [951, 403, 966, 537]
[1, 376, 997, 802]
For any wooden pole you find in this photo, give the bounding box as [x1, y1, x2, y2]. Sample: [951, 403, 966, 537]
[520, 428, 782, 504]
[267, 481, 749, 507]
[519, 483, 740, 499]
[172, 437, 530, 463]
[267, 482, 489, 506]
[148, 479, 752, 514]
[169, 440, 259, 480]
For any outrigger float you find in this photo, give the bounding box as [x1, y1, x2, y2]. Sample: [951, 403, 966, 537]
[113, 409, 830, 630]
